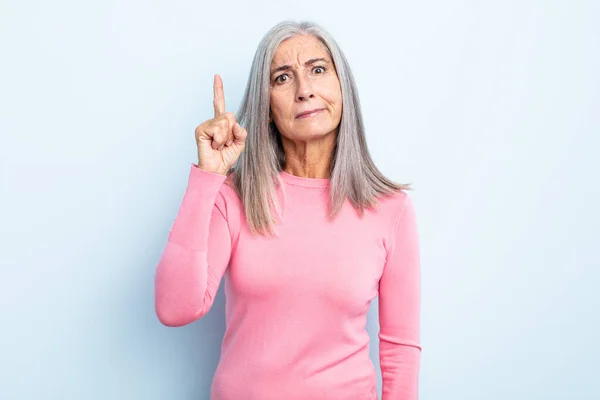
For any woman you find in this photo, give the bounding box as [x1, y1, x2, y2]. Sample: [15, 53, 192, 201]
[154, 20, 421, 400]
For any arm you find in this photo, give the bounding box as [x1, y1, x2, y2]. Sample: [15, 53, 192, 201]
[154, 163, 232, 327]
[378, 193, 422, 399]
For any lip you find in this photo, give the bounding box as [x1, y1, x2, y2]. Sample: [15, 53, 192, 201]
[296, 108, 325, 118]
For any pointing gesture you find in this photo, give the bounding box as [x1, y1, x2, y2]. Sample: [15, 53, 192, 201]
[213, 74, 226, 117]
[195, 74, 248, 175]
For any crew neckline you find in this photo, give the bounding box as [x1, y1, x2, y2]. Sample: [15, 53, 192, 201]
[279, 170, 330, 188]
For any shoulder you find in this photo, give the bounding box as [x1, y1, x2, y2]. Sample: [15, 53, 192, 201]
[375, 189, 417, 252]
[376, 188, 414, 220]
[385, 190, 417, 231]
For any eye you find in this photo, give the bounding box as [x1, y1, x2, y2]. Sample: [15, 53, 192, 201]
[274, 74, 289, 84]
[313, 66, 326, 74]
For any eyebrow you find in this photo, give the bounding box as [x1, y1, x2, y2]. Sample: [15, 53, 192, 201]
[270, 58, 330, 76]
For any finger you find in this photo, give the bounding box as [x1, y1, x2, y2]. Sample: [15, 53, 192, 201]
[207, 123, 227, 150]
[227, 123, 238, 146]
[213, 133, 226, 151]
[213, 74, 226, 117]
[222, 112, 236, 145]
[215, 115, 232, 145]
[232, 122, 247, 143]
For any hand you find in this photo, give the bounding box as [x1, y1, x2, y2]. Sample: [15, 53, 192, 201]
[194, 74, 247, 175]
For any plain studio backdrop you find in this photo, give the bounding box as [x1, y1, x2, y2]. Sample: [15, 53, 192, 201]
[1, 1, 598, 399]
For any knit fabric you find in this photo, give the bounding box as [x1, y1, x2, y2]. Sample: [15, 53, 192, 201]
[154, 164, 422, 399]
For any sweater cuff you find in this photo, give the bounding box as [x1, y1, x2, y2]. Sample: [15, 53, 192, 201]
[188, 163, 228, 191]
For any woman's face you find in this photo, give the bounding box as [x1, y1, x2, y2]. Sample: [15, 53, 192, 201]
[269, 35, 343, 141]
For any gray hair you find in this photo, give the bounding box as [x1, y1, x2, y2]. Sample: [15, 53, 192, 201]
[228, 20, 412, 237]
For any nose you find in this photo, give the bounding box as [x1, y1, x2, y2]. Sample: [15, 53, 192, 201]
[295, 74, 314, 101]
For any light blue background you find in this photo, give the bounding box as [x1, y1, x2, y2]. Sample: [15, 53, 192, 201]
[1, 1, 598, 399]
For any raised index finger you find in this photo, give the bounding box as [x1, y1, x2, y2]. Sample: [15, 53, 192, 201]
[213, 74, 226, 117]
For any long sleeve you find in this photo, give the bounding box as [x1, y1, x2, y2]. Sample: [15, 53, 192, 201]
[154, 163, 232, 327]
[378, 193, 422, 400]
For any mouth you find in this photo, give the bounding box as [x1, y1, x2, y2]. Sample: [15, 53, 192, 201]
[296, 108, 325, 119]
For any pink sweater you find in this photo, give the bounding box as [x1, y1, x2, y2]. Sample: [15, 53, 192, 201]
[154, 164, 422, 400]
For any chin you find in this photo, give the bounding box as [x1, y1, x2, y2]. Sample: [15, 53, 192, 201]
[297, 127, 337, 138]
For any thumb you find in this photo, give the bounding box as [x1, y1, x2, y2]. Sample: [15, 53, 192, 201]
[226, 122, 239, 147]
[232, 122, 245, 142]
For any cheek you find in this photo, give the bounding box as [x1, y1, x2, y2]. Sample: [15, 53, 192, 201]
[328, 93, 343, 124]
[324, 80, 342, 107]
[270, 94, 292, 119]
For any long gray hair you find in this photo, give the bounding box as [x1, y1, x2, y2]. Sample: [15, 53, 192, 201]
[228, 20, 412, 237]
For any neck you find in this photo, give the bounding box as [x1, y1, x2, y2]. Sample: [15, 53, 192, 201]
[281, 131, 336, 178]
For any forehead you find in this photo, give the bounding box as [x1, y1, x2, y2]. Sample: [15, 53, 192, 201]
[271, 35, 330, 66]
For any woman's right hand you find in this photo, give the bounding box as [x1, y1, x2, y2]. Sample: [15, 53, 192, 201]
[194, 74, 247, 175]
